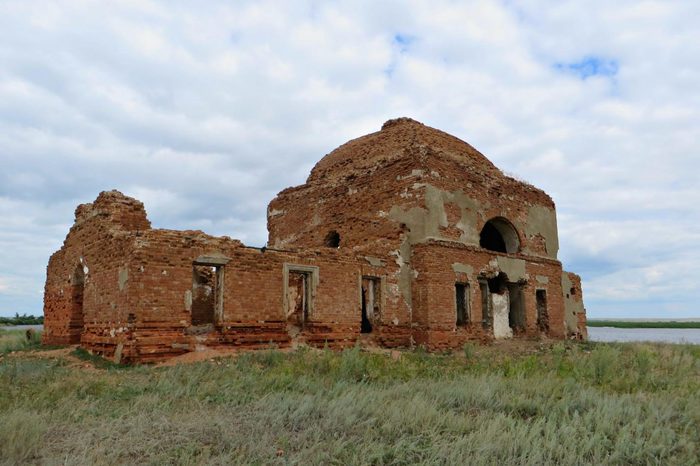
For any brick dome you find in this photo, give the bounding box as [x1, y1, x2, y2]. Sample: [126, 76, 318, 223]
[307, 117, 501, 183]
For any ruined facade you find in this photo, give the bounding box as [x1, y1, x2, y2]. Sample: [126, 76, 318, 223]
[43, 118, 587, 363]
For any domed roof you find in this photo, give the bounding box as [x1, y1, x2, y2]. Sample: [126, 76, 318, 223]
[307, 117, 501, 183]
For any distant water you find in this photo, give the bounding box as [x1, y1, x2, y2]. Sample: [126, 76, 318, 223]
[4, 325, 699, 345]
[588, 327, 700, 345]
[0, 324, 43, 331]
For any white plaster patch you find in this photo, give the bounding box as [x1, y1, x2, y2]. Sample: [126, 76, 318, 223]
[364, 256, 384, 267]
[492, 293, 513, 339]
[184, 290, 192, 311]
[118, 267, 129, 291]
[496, 256, 526, 282]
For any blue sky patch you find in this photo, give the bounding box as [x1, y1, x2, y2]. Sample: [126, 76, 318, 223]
[555, 56, 619, 79]
[393, 33, 416, 53]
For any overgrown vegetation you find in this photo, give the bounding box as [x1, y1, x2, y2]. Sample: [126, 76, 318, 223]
[0, 313, 44, 326]
[0, 328, 42, 354]
[587, 320, 700, 329]
[0, 339, 698, 464]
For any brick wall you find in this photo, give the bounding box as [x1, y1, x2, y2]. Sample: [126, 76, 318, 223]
[43, 191, 147, 361]
[411, 241, 566, 350]
[42, 117, 588, 363]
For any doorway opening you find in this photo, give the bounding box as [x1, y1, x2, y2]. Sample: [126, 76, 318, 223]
[191, 263, 224, 326]
[287, 271, 311, 327]
[284, 264, 318, 332]
[483, 273, 525, 338]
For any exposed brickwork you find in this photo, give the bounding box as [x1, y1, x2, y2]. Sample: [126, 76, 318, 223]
[43, 118, 586, 363]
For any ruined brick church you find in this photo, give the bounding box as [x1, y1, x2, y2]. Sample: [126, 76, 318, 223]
[43, 118, 587, 363]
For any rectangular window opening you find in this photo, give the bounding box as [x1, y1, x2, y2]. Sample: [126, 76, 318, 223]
[479, 280, 491, 328]
[507, 283, 525, 331]
[455, 283, 470, 326]
[361, 276, 381, 333]
[536, 289, 549, 332]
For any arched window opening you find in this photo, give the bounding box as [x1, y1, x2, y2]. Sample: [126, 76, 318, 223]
[324, 230, 340, 248]
[479, 218, 520, 254]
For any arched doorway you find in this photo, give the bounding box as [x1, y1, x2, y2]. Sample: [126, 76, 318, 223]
[69, 263, 85, 344]
[479, 217, 520, 254]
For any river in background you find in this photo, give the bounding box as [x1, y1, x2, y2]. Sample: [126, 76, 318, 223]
[587, 327, 700, 345]
[3, 325, 699, 345]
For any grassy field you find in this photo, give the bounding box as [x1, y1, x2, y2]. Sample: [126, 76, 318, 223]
[587, 320, 700, 329]
[0, 333, 698, 465]
[0, 328, 42, 355]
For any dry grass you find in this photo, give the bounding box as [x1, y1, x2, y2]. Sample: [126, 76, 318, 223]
[0, 328, 41, 355]
[0, 337, 698, 465]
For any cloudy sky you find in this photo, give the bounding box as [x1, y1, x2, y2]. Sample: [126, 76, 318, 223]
[1, 0, 698, 319]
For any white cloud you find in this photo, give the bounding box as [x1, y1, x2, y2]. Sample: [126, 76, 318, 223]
[0, 0, 698, 317]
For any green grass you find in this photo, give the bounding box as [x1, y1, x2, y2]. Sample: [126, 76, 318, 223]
[0, 328, 42, 354]
[587, 320, 700, 328]
[1, 341, 699, 465]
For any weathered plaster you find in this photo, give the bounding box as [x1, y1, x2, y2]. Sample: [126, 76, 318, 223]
[364, 256, 384, 267]
[388, 184, 483, 245]
[393, 237, 413, 310]
[184, 290, 192, 311]
[524, 205, 559, 259]
[118, 266, 128, 291]
[536, 275, 549, 284]
[492, 292, 512, 339]
[561, 272, 583, 335]
[496, 256, 526, 282]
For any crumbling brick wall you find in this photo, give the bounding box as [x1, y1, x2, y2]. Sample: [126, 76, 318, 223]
[43, 191, 149, 361]
[410, 241, 565, 350]
[126, 230, 376, 361]
[268, 118, 559, 260]
[44, 192, 411, 363]
[562, 271, 588, 339]
[42, 117, 587, 363]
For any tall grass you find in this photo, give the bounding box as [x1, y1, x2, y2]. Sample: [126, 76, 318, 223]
[0, 341, 698, 464]
[0, 328, 41, 354]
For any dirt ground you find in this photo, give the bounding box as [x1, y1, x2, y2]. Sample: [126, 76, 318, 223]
[2, 337, 574, 370]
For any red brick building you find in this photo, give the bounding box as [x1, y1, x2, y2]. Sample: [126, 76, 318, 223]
[43, 118, 587, 363]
